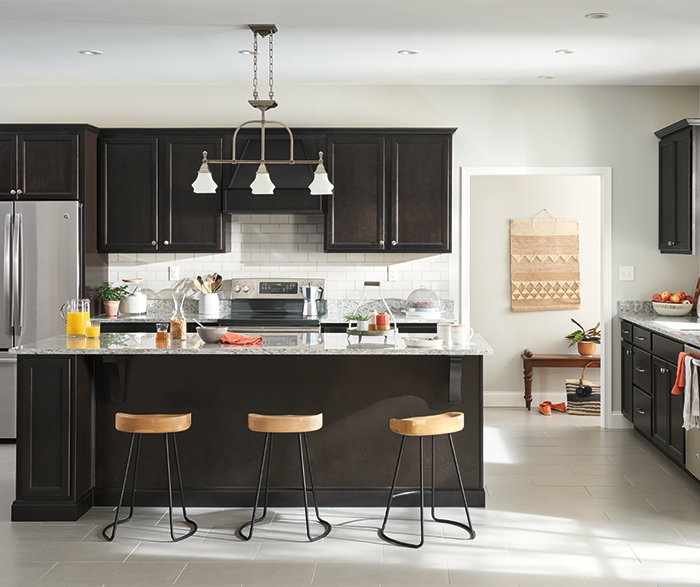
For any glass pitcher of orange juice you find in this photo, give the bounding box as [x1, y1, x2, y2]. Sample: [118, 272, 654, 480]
[60, 299, 90, 337]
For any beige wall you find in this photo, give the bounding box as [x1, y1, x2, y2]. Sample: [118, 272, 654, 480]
[470, 175, 601, 406]
[2, 83, 699, 411]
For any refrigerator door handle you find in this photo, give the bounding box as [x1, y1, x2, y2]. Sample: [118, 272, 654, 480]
[3, 214, 11, 337]
[13, 213, 22, 339]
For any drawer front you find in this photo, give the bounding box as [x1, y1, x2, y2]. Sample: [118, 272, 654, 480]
[633, 386, 652, 438]
[620, 320, 633, 343]
[632, 325, 652, 351]
[632, 348, 652, 391]
[686, 428, 700, 481]
[652, 333, 683, 364]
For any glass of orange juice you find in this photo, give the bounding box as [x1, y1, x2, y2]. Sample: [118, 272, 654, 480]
[61, 299, 89, 337]
[85, 320, 100, 338]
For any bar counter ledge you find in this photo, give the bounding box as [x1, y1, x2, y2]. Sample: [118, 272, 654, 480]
[10, 332, 492, 521]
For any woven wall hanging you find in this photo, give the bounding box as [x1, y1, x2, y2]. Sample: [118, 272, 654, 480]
[510, 213, 581, 312]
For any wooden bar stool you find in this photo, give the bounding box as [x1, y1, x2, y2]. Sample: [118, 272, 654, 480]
[379, 411, 476, 548]
[238, 413, 331, 542]
[102, 413, 198, 542]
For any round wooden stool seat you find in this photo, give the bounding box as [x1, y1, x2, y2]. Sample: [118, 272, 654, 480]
[248, 413, 323, 434]
[389, 412, 464, 437]
[115, 413, 192, 435]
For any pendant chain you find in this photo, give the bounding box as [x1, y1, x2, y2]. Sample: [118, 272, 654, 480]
[252, 32, 259, 100]
[268, 33, 274, 100]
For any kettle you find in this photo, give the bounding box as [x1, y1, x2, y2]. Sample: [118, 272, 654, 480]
[302, 285, 319, 319]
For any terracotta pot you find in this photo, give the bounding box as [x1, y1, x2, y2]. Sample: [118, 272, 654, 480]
[577, 341, 597, 356]
[103, 300, 120, 318]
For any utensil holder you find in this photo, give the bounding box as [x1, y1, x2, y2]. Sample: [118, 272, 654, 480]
[199, 293, 219, 318]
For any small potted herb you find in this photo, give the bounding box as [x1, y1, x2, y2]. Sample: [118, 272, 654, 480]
[96, 283, 129, 318]
[565, 318, 601, 356]
[344, 311, 372, 332]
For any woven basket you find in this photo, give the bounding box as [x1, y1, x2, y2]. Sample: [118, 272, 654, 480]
[565, 361, 600, 416]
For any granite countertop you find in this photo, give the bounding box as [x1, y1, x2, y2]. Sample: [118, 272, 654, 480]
[10, 332, 492, 357]
[619, 301, 700, 347]
[92, 299, 456, 325]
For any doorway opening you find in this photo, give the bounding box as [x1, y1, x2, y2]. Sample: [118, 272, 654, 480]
[458, 167, 616, 428]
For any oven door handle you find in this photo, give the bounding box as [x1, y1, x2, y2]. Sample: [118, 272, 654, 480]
[223, 325, 321, 334]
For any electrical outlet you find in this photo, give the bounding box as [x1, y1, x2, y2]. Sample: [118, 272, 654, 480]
[618, 266, 635, 281]
[387, 266, 398, 282]
[168, 266, 179, 281]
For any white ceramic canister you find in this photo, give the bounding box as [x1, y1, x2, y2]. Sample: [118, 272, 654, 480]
[120, 278, 148, 314]
[199, 293, 219, 318]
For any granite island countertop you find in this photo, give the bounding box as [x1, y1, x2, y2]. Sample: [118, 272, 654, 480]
[619, 301, 700, 347]
[10, 332, 492, 356]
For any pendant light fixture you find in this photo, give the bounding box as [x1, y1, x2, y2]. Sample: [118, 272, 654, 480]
[192, 25, 334, 196]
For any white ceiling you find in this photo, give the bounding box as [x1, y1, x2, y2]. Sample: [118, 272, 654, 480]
[2, 1, 700, 88]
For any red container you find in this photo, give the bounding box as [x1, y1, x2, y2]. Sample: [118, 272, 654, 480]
[376, 312, 390, 330]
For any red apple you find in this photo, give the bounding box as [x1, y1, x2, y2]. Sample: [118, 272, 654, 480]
[661, 291, 672, 302]
[652, 293, 663, 302]
[676, 291, 686, 300]
[670, 294, 681, 303]
[687, 295, 695, 304]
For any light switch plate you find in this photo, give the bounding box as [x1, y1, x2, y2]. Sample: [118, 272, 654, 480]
[387, 266, 398, 282]
[168, 266, 180, 281]
[618, 266, 634, 281]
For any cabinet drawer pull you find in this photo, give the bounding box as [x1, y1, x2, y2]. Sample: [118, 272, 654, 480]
[622, 329, 629, 334]
[636, 408, 647, 415]
[635, 336, 646, 341]
[626, 350, 632, 355]
[635, 367, 645, 373]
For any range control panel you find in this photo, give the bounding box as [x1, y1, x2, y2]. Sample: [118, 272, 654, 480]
[230, 278, 326, 299]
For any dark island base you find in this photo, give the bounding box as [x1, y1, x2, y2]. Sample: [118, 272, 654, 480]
[13, 353, 484, 521]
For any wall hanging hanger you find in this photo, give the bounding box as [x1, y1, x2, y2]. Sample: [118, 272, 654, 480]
[192, 25, 334, 196]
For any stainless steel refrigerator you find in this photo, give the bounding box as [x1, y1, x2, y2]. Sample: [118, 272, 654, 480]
[0, 201, 80, 439]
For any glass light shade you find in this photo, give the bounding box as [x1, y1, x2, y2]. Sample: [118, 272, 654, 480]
[250, 163, 276, 195]
[191, 162, 218, 193]
[308, 162, 334, 195]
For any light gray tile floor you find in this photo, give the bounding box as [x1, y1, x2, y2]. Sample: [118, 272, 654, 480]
[2, 408, 700, 585]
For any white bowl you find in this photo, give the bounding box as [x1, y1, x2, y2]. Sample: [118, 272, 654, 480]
[196, 326, 227, 343]
[652, 301, 692, 316]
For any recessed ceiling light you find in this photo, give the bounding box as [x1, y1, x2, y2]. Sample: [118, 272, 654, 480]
[238, 50, 258, 56]
[538, 75, 554, 80]
[555, 49, 575, 55]
[398, 50, 420, 55]
[585, 12, 609, 19]
[79, 50, 103, 56]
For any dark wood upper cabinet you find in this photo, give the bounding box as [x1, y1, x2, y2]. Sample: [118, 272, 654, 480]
[0, 129, 83, 201]
[223, 129, 324, 214]
[656, 119, 699, 254]
[324, 129, 453, 253]
[98, 129, 228, 253]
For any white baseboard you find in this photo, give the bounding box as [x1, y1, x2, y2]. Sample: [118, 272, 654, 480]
[484, 391, 568, 408]
[609, 411, 633, 429]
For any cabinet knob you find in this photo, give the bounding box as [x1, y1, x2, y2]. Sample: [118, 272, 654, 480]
[635, 367, 645, 373]
[16, 189, 22, 195]
[151, 241, 156, 246]
[164, 240, 169, 245]
[636, 408, 646, 415]
[626, 350, 632, 355]
[10, 190, 16, 195]
[668, 241, 675, 246]
[391, 240, 397, 246]
[379, 240, 384, 246]
[660, 367, 667, 374]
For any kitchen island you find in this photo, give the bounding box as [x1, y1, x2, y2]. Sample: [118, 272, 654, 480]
[11, 332, 491, 521]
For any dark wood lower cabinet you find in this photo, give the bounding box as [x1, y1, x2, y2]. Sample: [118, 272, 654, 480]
[621, 340, 633, 420]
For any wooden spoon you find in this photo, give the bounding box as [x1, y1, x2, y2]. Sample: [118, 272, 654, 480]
[197, 275, 206, 292]
[193, 279, 204, 294]
[212, 275, 222, 293]
[204, 276, 213, 293]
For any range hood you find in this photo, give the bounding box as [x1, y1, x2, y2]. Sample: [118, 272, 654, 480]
[223, 129, 325, 214]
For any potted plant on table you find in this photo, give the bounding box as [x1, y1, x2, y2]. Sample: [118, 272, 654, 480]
[344, 311, 372, 332]
[565, 318, 601, 356]
[97, 283, 129, 319]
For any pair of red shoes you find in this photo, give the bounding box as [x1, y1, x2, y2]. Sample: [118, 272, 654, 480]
[539, 401, 566, 415]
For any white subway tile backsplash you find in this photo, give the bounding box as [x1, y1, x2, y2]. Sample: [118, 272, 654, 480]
[107, 217, 451, 298]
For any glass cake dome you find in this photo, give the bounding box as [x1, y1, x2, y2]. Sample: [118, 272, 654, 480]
[405, 286, 441, 316]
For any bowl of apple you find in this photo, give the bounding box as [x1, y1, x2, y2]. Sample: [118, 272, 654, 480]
[652, 291, 694, 316]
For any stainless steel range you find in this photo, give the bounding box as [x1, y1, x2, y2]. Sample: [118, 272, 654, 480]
[218, 278, 325, 333]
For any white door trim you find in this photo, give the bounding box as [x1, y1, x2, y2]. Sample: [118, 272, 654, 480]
[459, 167, 614, 429]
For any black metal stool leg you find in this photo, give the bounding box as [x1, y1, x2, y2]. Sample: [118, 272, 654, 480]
[238, 432, 274, 540]
[165, 432, 198, 541]
[429, 434, 476, 540]
[379, 435, 426, 548]
[102, 433, 142, 541]
[298, 432, 331, 541]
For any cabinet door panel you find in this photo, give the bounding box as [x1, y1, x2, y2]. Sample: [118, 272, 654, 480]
[669, 387, 685, 464]
[658, 128, 692, 253]
[652, 357, 670, 447]
[0, 134, 16, 200]
[162, 136, 224, 252]
[621, 341, 633, 420]
[19, 134, 78, 200]
[390, 136, 450, 251]
[99, 137, 158, 252]
[324, 136, 385, 251]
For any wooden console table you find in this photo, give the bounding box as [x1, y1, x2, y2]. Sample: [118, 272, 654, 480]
[521, 348, 600, 410]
